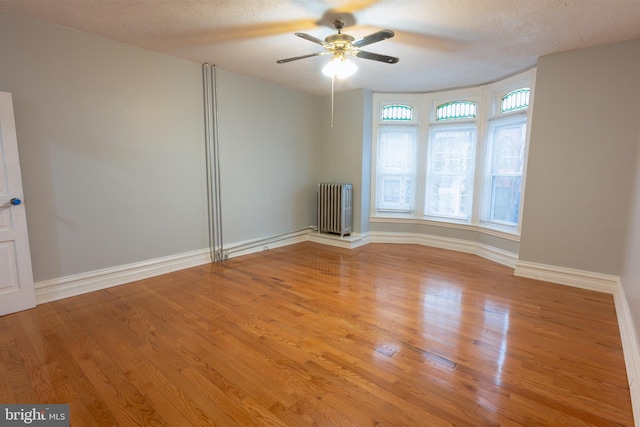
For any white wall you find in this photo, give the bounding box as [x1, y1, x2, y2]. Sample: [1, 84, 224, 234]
[0, 12, 320, 282]
[215, 69, 320, 243]
[520, 38, 640, 275]
[0, 12, 207, 281]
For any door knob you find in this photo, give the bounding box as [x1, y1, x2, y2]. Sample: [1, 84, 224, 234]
[10, 198, 21, 206]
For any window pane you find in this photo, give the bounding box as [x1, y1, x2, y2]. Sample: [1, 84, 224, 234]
[382, 179, 401, 203]
[379, 131, 414, 172]
[379, 176, 414, 208]
[377, 128, 416, 210]
[491, 123, 526, 174]
[426, 128, 475, 219]
[490, 176, 522, 223]
[428, 175, 471, 217]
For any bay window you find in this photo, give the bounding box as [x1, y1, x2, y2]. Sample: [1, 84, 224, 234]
[371, 69, 535, 236]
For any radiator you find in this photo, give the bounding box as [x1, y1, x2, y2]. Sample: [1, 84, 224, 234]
[318, 183, 352, 237]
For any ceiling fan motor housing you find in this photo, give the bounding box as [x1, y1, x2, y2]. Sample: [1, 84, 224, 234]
[324, 33, 355, 54]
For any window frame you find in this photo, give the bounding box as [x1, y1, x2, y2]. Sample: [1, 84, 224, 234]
[480, 72, 535, 233]
[482, 114, 527, 228]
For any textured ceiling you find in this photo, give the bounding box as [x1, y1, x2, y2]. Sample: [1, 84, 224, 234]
[2, 0, 640, 95]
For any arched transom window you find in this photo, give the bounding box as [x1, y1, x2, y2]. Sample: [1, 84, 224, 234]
[501, 88, 530, 113]
[382, 104, 413, 121]
[435, 101, 477, 121]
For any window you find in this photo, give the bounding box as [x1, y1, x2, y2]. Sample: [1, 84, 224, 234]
[482, 87, 530, 226]
[426, 125, 476, 220]
[427, 95, 478, 221]
[376, 126, 417, 211]
[371, 70, 534, 235]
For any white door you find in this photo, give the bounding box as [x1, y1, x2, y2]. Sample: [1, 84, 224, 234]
[0, 91, 35, 316]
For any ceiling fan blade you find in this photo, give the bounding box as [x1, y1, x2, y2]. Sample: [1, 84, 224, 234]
[277, 52, 327, 64]
[354, 50, 399, 64]
[295, 32, 326, 46]
[352, 30, 395, 48]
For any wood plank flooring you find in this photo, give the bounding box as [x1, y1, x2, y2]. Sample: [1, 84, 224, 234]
[0, 242, 633, 426]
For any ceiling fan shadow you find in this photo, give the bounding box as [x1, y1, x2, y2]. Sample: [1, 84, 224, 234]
[317, 0, 381, 17]
[171, 1, 384, 47]
[392, 29, 468, 52]
[173, 19, 319, 46]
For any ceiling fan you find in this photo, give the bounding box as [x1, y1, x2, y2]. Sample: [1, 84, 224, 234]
[276, 19, 399, 78]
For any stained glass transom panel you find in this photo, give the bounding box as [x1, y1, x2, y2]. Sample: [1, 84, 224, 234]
[382, 104, 413, 121]
[435, 101, 477, 121]
[501, 88, 530, 113]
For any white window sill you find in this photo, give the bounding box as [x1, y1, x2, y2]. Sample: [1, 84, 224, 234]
[369, 215, 520, 242]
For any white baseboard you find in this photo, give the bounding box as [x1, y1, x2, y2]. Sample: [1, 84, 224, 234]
[34, 229, 614, 303]
[369, 231, 518, 268]
[34, 229, 517, 304]
[614, 281, 640, 426]
[35, 248, 212, 304]
[514, 260, 618, 294]
[34, 228, 321, 303]
[225, 228, 314, 258]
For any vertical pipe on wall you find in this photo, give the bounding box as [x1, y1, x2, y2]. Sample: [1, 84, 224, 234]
[203, 63, 225, 262]
[203, 64, 214, 262]
[213, 66, 224, 259]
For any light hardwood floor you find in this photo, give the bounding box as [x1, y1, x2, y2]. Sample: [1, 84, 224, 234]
[0, 242, 633, 426]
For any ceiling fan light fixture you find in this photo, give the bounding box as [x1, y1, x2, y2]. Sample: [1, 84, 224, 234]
[322, 56, 357, 79]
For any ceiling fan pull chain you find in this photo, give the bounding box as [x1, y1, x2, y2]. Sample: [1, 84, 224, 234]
[331, 74, 335, 128]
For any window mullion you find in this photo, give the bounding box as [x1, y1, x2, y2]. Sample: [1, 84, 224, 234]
[472, 85, 491, 226]
[414, 99, 430, 217]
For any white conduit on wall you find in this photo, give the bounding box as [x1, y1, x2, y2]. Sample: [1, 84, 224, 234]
[203, 63, 225, 262]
